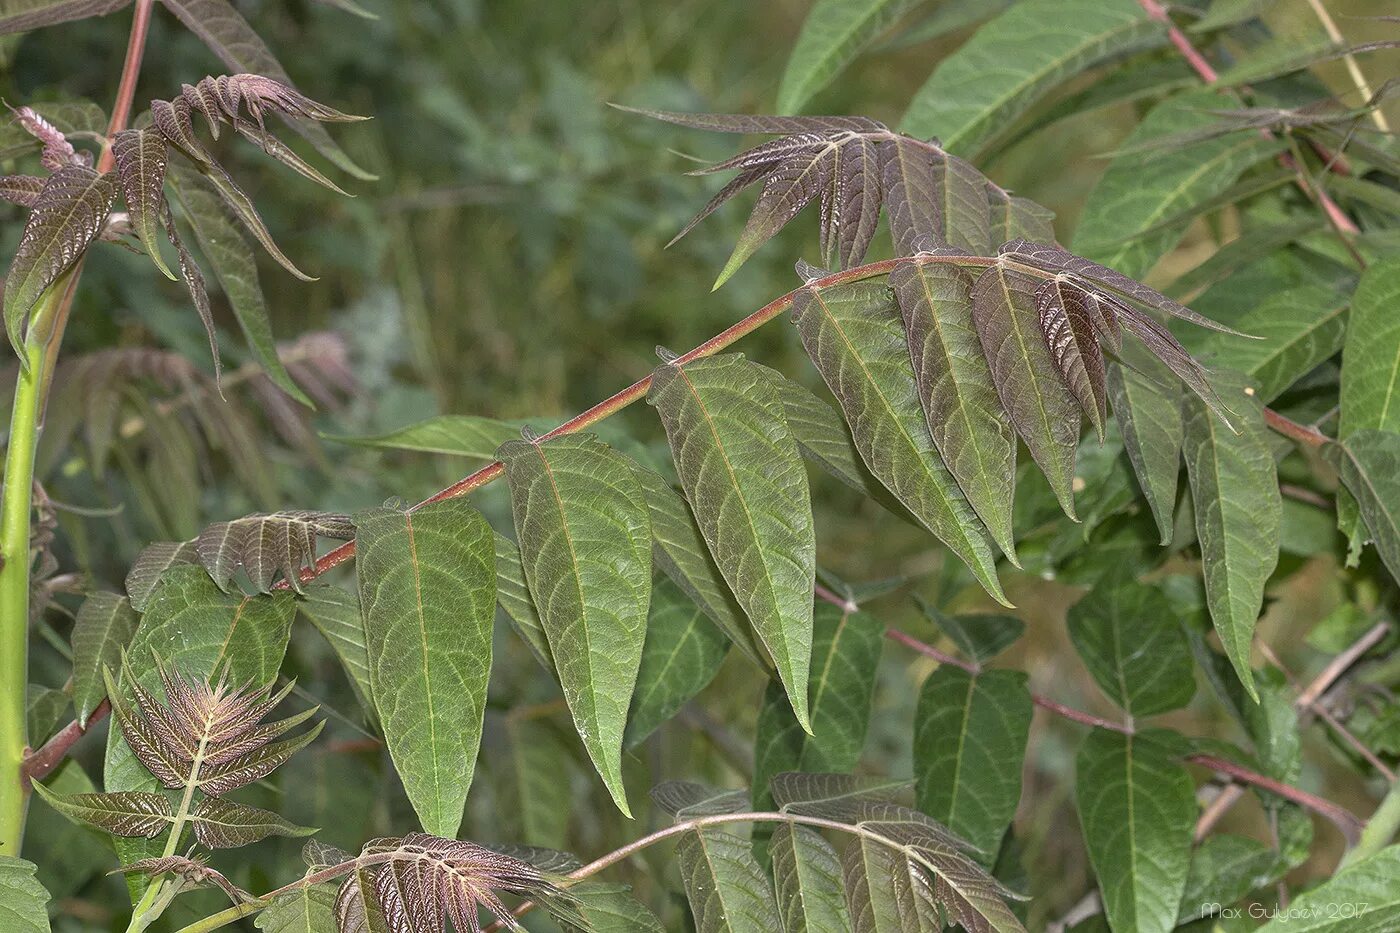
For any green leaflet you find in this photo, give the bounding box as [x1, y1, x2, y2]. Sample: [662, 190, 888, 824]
[892, 260, 1017, 561]
[758, 365, 913, 523]
[1072, 90, 1284, 280]
[676, 828, 783, 933]
[1180, 283, 1348, 404]
[792, 280, 1007, 606]
[1256, 846, 1400, 932]
[917, 600, 1024, 664]
[104, 566, 296, 869]
[914, 667, 1031, 860]
[492, 530, 553, 667]
[125, 540, 197, 612]
[987, 184, 1056, 245]
[322, 415, 519, 458]
[69, 591, 138, 726]
[1181, 371, 1279, 701]
[1176, 834, 1287, 925]
[629, 463, 766, 666]
[1108, 348, 1184, 545]
[495, 717, 573, 848]
[255, 885, 338, 933]
[648, 354, 816, 729]
[901, 0, 1163, 157]
[770, 823, 851, 933]
[1076, 728, 1195, 933]
[568, 883, 666, 933]
[1327, 431, 1400, 587]
[168, 166, 312, 407]
[355, 499, 496, 838]
[971, 263, 1082, 520]
[159, 0, 373, 180]
[499, 433, 653, 815]
[777, 0, 923, 114]
[841, 835, 928, 933]
[1339, 257, 1400, 563]
[625, 577, 731, 748]
[0, 857, 51, 933]
[296, 584, 374, 719]
[753, 603, 883, 810]
[1066, 570, 1194, 718]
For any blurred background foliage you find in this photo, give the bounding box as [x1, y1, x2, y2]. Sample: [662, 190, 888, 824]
[4, 0, 1399, 929]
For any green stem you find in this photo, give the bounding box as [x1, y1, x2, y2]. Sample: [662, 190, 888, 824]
[0, 274, 73, 856]
[124, 734, 206, 932]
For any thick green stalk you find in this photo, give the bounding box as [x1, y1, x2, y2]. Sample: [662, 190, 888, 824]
[0, 279, 70, 855]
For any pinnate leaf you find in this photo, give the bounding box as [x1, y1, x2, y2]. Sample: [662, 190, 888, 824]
[190, 797, 316, 848]
[914, 667, 1031, 860]
[792, 280, 1007, 605]
[971, 262, 1081, 519]
[355, 499, 497, 838]
[30, 784, 172, 837]
[195, 510, 353, 594]
[893, 259, 1018, 560]
[1182, 371, 1279, 701]
[1075, 728, 1195, 933]
[70, 591, 138, 726]
[648, 354, 816, 729]
[4, 166, 115, 358]
[499, 433, 652, 815]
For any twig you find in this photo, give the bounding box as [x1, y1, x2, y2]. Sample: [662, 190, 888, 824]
[1264, 408, 1333, 449]
[20, 700, 106, 784]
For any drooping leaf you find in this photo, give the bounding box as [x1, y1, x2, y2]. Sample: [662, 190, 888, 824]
[1076, 728, 1195, 933]
[652, 781, 751, 819]
[986, 184, 1056, 245]
[629, 464, 765, 666]
[255, 885, 338, 933]
[322, 415, 518, 458]
[971, 262, 1082, 518]
[1071, 90, 1284, 280]
[792, 280, 1008, 605]
[495, 717, 574, 849]
[157, 0, 373, 179]
[1255, 846, 1400, 932]
[354, 498, 497, 838]
[0, 0, 128, 35]
[567, 883, 666, 933]
[1181, 371, 1279, 701]
[892, 259, 1018, 560]
[648, 354, 816, 728]
[1034, 275, 1109, 438]
[841, 834, 928, 933]
[69, 591, 139, 726]
[914, 667, 1031, 860]
[0, 856, 52, 933]
[877, 138, 991, 255]
[1066, 570, 1194, 717]
[125, 539, 198, 612]
[1339, 257, 1400, 563]
[754, 602, 882, 810]
[625, 577, 730, 747]
[4, 166, 115, 358]
[901, 0, 1164, 156]
[1327, 431, 1400, 586]
[111, 127, 176, 280]
[770, 823, 851, 933]
[195, 510, 353, 594]
[498, 433, 652, 815]
[296, 585, 374, 718]
[676, 829, 783, 933]
[190, 797, 316, 848]
[0, 176, 45, 208]
[1108, 348, 1184, 545]
[29, 784, 172, 837]
[715, 145, 836, 288]
[777, 0, 923, 114]
[1176, 834, 1286, 925]
[168, 167, 312, 406]
[822, 135, 882, 270]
